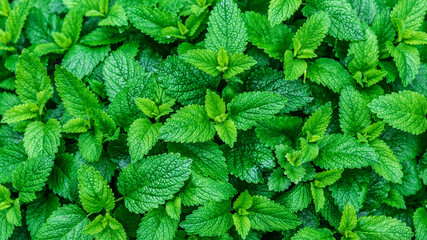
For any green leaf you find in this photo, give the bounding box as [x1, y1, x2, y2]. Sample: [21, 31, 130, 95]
[268, 0, 302, 25]
[99, 4, 128, 27]
[215, 120, 237, 148]
[338, 202, 357, 234]
[268, 168, 292, 192]
[383, 188, 406, 209]
[291, 227, 334, 240]
[368, 90, 427, 134]
[12, 154, 54, 203]
[369, 139, 403, 184]
[61, 44, 110, 79]
[78, 130, 103, 162]
[54, 66, 99, 118]
[228, 91, 287, 130]
[5, 0, 30, 43]
[284, 50, 307, 80]
[205, 0, 247, 54]
[314, 134, 377, 169]
[135, 98, 157, 118]
[62, 118, 90, 133]
[305, 0, 365, 41]
[276, 183, 312, 212]
[80, 27, 127, 46]
[0, 208, 15, 240]
[372, 10, 396, 56]
[233, 213, 251, 239]
[183, 49, 220, 77]
[354, 215, 413, 240]
[78, 164, 115, 214]
[26, 194, 60, 237]
[293, 12, 330, 55]
[160, 105, 215, 143]
[205, 89, 226, 119]
[23, 119, 61, 158]
[233, 190, 253, 210]
[223, 53, 256, 79]
[307, 58, 354, 93]
[180, 172, 236, 206]
[137, 206, 179, 240]
[404, 31, 427, 45]
[165, 197, 181, 221]
[339, 87, 372, 136]
[1, 103, 38, 124]
[83, 213, 127, 240]
[0, 92, 20, 116]
[156, 56, 220, 106]
[314, 169, 344, 188]
[393, 158, 422, 197]
[127, 6, 179, 44]
[302, 102, 332, 142]
[128, 118, 162, 162]
[387, 43, 420, 86]
[118, 153, 191, 213]
[348, 29, 380, 74]
[329, 170, 370, 211]
[311, 184, 325, 212]
[223, 131, 275, 183]
[391, 0, 427, 34]
[103, 50, 147, 102]
[180, 200, 233, 237]
[247, 195, 301, 232]
[60, 7, 84, 45]
[248, 67, 312, 113]
[16, 49, 53, 104]
[0, 143, 26, 184]
[414, 207, 427, 240]
[167, 142, 228, 181]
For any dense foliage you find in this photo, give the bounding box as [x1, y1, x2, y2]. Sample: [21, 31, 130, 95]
[0, 0, 426, 239]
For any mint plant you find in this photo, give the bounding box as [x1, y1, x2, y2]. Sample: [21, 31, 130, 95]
[0, 0, 426, 239]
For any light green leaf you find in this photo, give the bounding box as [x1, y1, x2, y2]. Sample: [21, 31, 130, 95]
[99, 4, 128, 27]
[354, 215, 413, 240]
[160, 105, 215, 143]
[307, 58, 354, 93]
[305, 0, 365, 40]
[291, 227, 334, 240]
[23, 119, 61, 158]
[118, 154, 191, 213]
[215, 119, 237, 148]
[391, 0, 427, 34]
[128, 118, 162, 162]
[369, 139, 403, 184]
[205, 0, 247, 54]
[165, 197, 181, 221]
[284, 50, 307, 80]
[83, 213, 127, 240]
[368, 90, 427, 134]
[338, 202, 357, 234]
[248, 195, 301, 232]
[268, 0, 302, 25]
[167, 142, 228, 181]
[268, 168, 292, 192]
[387, 43, 420, 86]
[54, 66, 99, 118]
[302, 102, 332, 142]
[78, 131, 103, 162]
[233, 213, 251, 239]
[314, 169, 344, 188]
[276, 183, 312, 212]
[339, 87, 372, 136]
[180, 200, 233, 237]
[12, 154, 54, 203]
[244, 11, 294, 60]
[78, 164, 115, 214]
[228, 91, 287, 130]
[2, 103, 38, 124]
[233, 190, 253, 210]
[183, 49, 219, 77]
[348, 29, 380, 74]
[61, 7, 83, 45]
[137, 206, 179, 240]
[311, 184, 325, 212]
[5, 0, 30, 43]
[62, 118, 89, 133]
[404, 31, 427, 45]
[293, 12, 330, 54]
[223, 53, 256, 79]
[205, 89, 226, 119]
[16, 49, 52, 104]
[314, 134, 377, 169]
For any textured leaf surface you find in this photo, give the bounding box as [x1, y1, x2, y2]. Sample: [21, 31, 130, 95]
[159, 105, 215, 143]
[339, 87, 371, 136]
[314, 134, 377, 169]
[370, 139, 403, 184]
[23, 119, 61, 158]
[228, 92, 287, 130]
[268, 0, 302, 25]
[368, 91, 427, 134]
[137, 206, 178, 240]
[293, 12, 330, 53]
[0, 143, 26, 183]
[205, 0, 247, 54]
[128, 118, 162, 162]
[26, 194, 60, 237]
[414, 207, 427, 240]
[180, 200, 233, 237]
[78, 164, 115, 213]
[291, 227, 334, 240]
[307, 58, 354, 93]
[388, 43, 421, 86]
[354, 215, 413, 240]
[118, 154, 191, 213]
[276, 183, 312, 212]
[35, 205, 91, 240]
